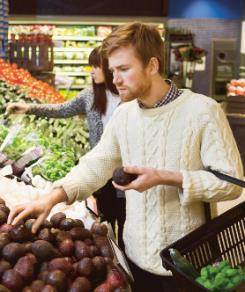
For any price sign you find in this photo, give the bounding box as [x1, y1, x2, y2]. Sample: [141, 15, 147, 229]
[108, 236, 134, 282]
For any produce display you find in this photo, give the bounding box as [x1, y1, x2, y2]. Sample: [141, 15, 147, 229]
[227, 79, 245, 97]
[0, 82, 30, 115]
[0, 114, 90, 182]
[0, 69, 90, 183]
[0, 199, 130, 291]
[0, 59, 64, 104]
[57, 90, 78, 101]
[10, 25, 54, 39]
[9, 23, 114, 94]
[53, 26, 97, 37]
[169, 249, 245, 291]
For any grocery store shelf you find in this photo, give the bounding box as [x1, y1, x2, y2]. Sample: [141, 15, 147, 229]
[58, 85, 89, 89]
[9, 15, 165, 26]
[54, 47, 94, 52]
[53, 36, 104, 41]
[216, 78, 231, 82]
[54, 60, 88, 64]
[54, 72, 90, 76]
[8, 17, 164, 97]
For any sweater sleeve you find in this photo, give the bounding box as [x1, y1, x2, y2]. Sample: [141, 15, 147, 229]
[53, 107, 122, 204]
[28, 87, 93, 118]
[179, 101, 243, 205]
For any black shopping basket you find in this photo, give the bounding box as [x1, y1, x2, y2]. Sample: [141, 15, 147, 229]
[161, 168, 245, 292]
[160, 202, 245, 291]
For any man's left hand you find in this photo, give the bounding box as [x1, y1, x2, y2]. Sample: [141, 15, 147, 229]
[112, 166, 183, 192]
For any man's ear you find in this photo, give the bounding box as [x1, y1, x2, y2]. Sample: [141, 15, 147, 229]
[148, 57, 159, 75]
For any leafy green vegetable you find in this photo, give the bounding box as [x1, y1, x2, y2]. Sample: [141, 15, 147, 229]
[197, 260, 245, 291]
[0, 87, 90, 181]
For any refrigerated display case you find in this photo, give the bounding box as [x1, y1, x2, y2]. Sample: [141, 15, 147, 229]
[8, 16, 165, 96]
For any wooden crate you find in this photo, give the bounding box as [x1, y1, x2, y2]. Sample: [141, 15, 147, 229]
[9, 40, 54, 72]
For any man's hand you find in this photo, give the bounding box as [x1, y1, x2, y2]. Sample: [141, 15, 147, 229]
[112, 166, 183, 192]
[8, 187, 68, 233]
[6, 102, 30, 114]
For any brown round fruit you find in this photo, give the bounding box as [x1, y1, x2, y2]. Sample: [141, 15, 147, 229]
[0, 205, 10, 216]
[10, 224, 32, 242]
[75, 241, 91, 260]
[0, 260, 11, 277]
[68, 277, 92, 292]
[48, 257, 74, 275]
[2, 269, 24, 291]
[77, 257, 94, 277]
[91, 222, 108, 236]
[0, 210, 7, 225]
[0, 224, 13, 234]
[59, 218, 75, 231]
[58, 239, 74, 257]
[46, 270, 67, 291]
[112, 167, 138, 186]
[94, 282, 113, 292]
[50, 212, 66, 228]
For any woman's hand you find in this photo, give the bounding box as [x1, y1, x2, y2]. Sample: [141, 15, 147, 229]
[8, 187, 68, 233]
[112, 166, 183, 192]
[6, 102, 30, 114]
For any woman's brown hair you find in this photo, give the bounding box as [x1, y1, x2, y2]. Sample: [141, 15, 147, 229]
[89, 46, 118, 115]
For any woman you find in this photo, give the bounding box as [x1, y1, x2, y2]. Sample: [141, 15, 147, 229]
[7, 46, 125, 249]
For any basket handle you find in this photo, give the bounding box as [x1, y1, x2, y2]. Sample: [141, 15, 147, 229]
[206, 167, 245, 188]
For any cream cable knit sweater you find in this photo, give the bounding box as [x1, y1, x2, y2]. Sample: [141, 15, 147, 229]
[55, 89, 243, 275]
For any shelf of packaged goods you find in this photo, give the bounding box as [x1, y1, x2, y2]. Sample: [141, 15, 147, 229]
[215, 78, 232, 82]
[54, 47, 94, 52]
[54, 72, 90, 76]
[53, 36, 104, 41]
[54, 60, 88, 64]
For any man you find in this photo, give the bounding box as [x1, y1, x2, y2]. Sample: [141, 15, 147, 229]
[8, 22, 243, 292]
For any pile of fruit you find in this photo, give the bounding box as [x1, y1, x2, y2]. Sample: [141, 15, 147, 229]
[0, 198, 129, 291]
[0, 59, 64, 104]
[227, 79, 245, 97]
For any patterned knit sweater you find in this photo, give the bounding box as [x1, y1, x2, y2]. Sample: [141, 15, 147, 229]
[55, 89, 243, 275]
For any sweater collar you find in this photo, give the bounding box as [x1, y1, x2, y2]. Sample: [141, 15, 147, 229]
[137, 80, 182, 109]
[136, 89, 192, 116]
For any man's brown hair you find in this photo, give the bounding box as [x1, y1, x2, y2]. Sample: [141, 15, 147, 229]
[102, 22, 165, 75]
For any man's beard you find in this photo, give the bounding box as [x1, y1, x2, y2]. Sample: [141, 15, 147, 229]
[118, 81, 151, 102]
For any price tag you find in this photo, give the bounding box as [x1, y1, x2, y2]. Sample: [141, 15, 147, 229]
[108, 236, 134, 282]
[0, 123, 22, 152]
